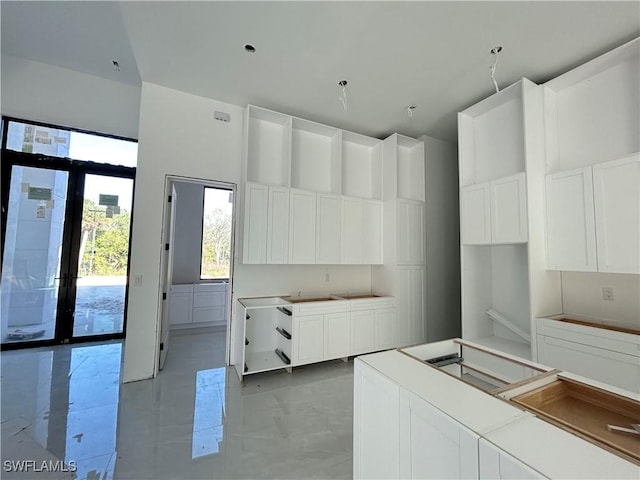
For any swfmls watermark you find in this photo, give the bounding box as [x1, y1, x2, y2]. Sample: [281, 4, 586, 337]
[3, 459, 77, 473]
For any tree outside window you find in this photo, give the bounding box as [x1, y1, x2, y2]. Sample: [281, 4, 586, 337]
[201, 188, 233, 279]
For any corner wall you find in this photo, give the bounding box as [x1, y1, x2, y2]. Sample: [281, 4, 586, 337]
[420, 135, 461, 341]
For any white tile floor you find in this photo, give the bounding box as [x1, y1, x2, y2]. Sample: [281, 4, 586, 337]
[1, 328, 354, 479]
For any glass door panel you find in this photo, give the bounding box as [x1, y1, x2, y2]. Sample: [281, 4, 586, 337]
[1, 165, 69, 343]
[73, 174, 133, 337]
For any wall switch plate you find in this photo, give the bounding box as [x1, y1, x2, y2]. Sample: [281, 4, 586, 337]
[602, 287, 614, 301]
[134, 275, 143, 286]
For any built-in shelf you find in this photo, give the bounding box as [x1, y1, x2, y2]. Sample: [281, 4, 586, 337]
[246, 106, 291, 187]
[291, 118, 341, 194]
[342, 131, 383, 200]
[396, 134, 425, 202]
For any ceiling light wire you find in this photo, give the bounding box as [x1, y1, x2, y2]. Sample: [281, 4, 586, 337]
[407, 105, 417, 118]
[489, 46, 502, 93]
[338, 80, 348, 111]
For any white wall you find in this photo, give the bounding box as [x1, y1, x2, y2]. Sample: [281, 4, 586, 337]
[561, 272, 639, 327]
[171, 181, 205, 284]
[420, 135, 461, 341]
[1, 55, 140, 139]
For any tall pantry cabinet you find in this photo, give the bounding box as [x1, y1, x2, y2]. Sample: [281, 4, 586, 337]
[372, 134, 426, 347]
[457, 78, 562, 359]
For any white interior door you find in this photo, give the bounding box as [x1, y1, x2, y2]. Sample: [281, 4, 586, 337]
[159, 183, 177, 370]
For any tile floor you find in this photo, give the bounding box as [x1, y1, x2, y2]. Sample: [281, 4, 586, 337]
[1, 328, 354, 479]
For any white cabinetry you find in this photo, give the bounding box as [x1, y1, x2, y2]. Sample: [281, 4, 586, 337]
[479, 439, 546, 479]
[543, 38, 639, 275]
[349, 296, 397, 355]
[545, 168, 596, 271]
[545, 154, 639, 274]
[294, 314, 324, 364]
[461, 173, 527, 245]
[243, 105, 384, 265]
[169, 284, 193, 325]
[243, 183, 268, 264]
[536, 317, 640, 393]
[403, 392, 479, 480]
[316, 193, 341, 264]
[458, 79, 557, 358]
[397, 199, 424, 265]
[341, 197, 382, 265]
[266, 186, 290, 264]
[170, 283, 228, 328]
[288, 189, 316, 264]
[351, 310, 376, 355]
[353, 359, 401, 480]
[372, 134, 426, 347]
[592, 154, 640, 274]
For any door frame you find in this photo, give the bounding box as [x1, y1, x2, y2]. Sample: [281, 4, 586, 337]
[156, 175, 237, 374]
[0, 151, 136, 350]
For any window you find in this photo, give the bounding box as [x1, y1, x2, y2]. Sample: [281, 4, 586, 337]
[5, 120, 137, 167]
[200, 187, 233, 280]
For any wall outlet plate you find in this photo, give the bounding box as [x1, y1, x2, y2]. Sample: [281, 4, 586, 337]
[602, 287, 614, 301]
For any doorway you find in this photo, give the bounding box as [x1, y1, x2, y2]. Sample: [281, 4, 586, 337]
[158, 177, 236, 371]
[1, 118, 136, 349]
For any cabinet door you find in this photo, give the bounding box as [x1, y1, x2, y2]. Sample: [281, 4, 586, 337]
[289, 189, 316, 264]
[169, 292, 192, 325]
[266, 186, 289, 264]
[374, 308, 396, 350]
[324, 312, 350, 360]
[461, 183, 491, 245]
[592, 155, 640, 274]
[404, 393, 479, 479]
[491, 173, 528, 243]
[397, 200, 425, 265]
[354, 359, 401, 480]
[363, 200, 383, 264]
[351, 310, 375, 355]
[316, 193, 341, 264]
[294, 314, 324, 365]
[479, 438, 546, 479]
[242, 182, 268, 263]
[342, 197, 364, 264]
[545, 168, 597, 271]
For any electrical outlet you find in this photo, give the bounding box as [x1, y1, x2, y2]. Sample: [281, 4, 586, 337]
[602, 287, 614, 301]
[134, 275, 143, 286]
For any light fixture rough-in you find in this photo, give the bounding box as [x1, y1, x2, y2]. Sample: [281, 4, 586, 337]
[244, 44, 256, 53]
[338, 80, 348, 111]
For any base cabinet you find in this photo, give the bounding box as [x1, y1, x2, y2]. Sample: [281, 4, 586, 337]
[479, 439, 546, 479]
[294, 314, 324, 365]
[402, 392, 479, 480]
[354, 360, 401, 480]
[170, 283, 227, 328]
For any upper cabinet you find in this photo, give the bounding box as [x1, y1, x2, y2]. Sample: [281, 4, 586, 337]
[396, 136, 425, 202]
[243, 105, 384, 265]
[543, 38, 640, 274]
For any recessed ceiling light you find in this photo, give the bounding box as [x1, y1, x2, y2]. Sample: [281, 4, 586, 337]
[244, 44, 256, 53]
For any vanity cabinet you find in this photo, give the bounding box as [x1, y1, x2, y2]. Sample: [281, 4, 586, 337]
[170, 283, 227, 328]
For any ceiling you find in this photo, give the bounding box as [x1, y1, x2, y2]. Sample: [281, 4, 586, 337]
[2, 1, 639, 142]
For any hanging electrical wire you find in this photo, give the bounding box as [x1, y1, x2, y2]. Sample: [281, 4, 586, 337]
[489, 46, 502, 93]
[338, 80, 348, 111]
[407, 105, 417, 118]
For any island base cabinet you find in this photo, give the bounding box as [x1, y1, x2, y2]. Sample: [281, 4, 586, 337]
[354, 359, 401, 480]
[402, 392, 479, 479]
[479, 439, 547, 479]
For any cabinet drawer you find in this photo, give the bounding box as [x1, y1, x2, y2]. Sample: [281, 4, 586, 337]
[171, 284, 194, 294]
[292, 300, 349, 315]
[194, 283, 226, 294]
[536, 318, 639, 357]
[194, 291, 226, 308]
[348, 296, 396, 311]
